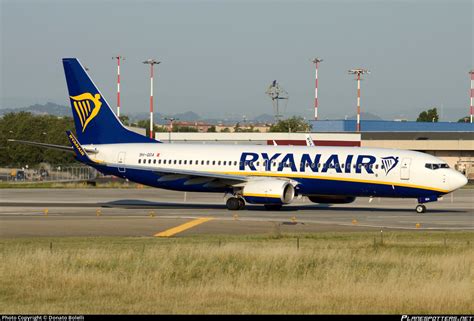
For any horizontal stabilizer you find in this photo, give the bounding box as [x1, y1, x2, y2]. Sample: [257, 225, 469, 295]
[7, 139, 97, 154]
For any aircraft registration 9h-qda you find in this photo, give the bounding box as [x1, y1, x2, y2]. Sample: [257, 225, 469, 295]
[9, 58, 467, 213]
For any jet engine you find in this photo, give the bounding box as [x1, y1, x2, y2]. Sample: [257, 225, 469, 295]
[242, 179, 295, 204]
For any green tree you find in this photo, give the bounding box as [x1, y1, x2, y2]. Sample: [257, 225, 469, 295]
[416, 108, 439, 122]
[118, 115, 130, 126]
[269, 116, 311, 132]
[220, 127, 231, 133]
[207, 125, 217, 132]
[457, 116, 470, 123]
[0, 112, 76, 167]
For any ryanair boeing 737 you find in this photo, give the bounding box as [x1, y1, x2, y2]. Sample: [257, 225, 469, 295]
[9, 58, 468, 213]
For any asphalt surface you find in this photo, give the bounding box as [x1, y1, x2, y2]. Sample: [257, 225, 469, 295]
[0, 188, 472, 237]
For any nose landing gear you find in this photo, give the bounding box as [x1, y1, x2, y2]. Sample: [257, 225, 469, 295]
[415, 204, 426, 214]
[415, 195, 438, 214]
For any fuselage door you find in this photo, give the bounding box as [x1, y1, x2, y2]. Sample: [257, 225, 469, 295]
[118, 152, 126, 173]
[400, 158, 411, 180]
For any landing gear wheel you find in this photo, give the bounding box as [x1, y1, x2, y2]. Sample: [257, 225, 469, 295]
[238, 198, 246, 210]
[226, 197, 241, 211]
[264, 204, 282, 211]
[415, 204, 426, 214]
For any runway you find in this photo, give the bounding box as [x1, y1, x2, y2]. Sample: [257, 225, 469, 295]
[0, 188, 472, 237]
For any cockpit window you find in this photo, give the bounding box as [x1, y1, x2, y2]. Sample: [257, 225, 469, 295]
[425, 163, 449, 170]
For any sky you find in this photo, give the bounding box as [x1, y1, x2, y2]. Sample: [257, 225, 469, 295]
[1, 0, 473, 121]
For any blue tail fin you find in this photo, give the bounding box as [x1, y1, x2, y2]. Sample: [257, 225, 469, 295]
[63, 58, 156, 145]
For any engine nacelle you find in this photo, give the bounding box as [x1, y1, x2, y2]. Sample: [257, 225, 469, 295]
[242, 180, 295, 205]
[308, 195, 356, 204]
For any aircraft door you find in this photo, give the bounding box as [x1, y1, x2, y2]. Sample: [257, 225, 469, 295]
[400, 158, 411, 180]
[117, 152, 126, 173]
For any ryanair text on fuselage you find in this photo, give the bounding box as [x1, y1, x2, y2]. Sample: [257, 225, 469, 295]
[239, 152, 399, 175]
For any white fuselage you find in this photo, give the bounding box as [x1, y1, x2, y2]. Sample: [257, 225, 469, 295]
[85, 143, 467, 197]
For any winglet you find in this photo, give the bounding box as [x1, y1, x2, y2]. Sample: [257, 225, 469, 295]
[66, 131, 92, 163]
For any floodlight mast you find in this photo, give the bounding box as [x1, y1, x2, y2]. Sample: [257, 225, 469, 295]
[348, 68, 370, 132]
[112, 56, 125, 117]
[164, 117, 178, 143]
[143, 59, 161, 139]
[312, 58, 323, 120]
[469, 70, 474, 123]
[265, 80, 288, 122]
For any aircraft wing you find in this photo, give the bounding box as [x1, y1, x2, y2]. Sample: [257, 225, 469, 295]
[100, 162, 249, 185]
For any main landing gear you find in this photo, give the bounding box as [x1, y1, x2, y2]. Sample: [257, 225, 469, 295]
[415, 204, 426, 214]
[226, 197, 245, 211]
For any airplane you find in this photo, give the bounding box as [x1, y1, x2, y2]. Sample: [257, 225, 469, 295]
[9, 58, 468, 213]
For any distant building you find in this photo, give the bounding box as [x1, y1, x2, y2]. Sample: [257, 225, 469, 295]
[309, 120, 474, 179]
[156, 121, 273, 133]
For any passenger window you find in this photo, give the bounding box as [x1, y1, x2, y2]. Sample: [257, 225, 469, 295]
[234, 161, 237, 166]
[206, 161, 210, 165]
[212, 161, 216, 165]
[201, 160, 204, 165]
[148, 159, 151, 164]
[189, 160, 192, 165]
[138, 159, 141, 164]
[218, 161, 221, 165]
[153, 159, 156, 164]
[158, 159, 161, 164]
[179, 160, 182, 165]
[223, 161, 226, 165]
[174, 160, 177, 165]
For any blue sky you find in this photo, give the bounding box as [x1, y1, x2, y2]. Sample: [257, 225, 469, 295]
[1, 0, 472, 121]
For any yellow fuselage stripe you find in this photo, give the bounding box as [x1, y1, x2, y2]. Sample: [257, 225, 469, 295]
[154, 217, 214, 237]
[217, 171, 449, 194]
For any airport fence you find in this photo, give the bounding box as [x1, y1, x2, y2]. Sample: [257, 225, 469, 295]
[0, 165, 98, 183]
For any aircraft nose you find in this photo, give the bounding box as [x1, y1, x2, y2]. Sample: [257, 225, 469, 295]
[451, 170, 468, 191]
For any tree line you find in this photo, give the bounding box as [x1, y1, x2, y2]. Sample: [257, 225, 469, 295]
[0, 112, 76, 167]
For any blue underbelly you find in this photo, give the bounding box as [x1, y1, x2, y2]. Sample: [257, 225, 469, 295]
[92, 165, 443, 198]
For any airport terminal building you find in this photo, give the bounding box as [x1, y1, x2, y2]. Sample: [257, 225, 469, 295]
[155, 120, 474, 179]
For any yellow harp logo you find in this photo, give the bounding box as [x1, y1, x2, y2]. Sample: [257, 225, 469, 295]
[70, 93, 102, 132]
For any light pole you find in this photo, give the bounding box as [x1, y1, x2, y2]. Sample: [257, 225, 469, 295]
[348, 68, 370, 132]
[469, 70, 474, 123]
[143, 59, 161, 139]
[164, 117, 178, 143]
[112, 56, 125, 117]
[311, 58, 323, 120]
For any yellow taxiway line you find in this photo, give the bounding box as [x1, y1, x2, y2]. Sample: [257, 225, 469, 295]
[154, 217, 214, 237]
